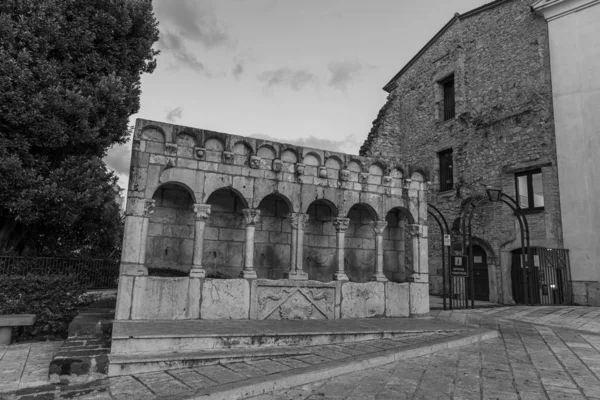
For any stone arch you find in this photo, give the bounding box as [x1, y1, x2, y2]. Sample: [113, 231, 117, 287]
[232, 140, 254, 156]
[303, 152, 321, 166]
[304, 199, 338, 282]
[383, 207, 415, 282]
[468, 236, 498, 265]
[281, 148, 298, 163]
[410, 170, 426, 182]
[204, 188, 248, 278]
[176, 132, 197, 147]
[141, 126, 166, 142]
[204, 137, 225, 151]
[390, 167, 404, 178]
[344, 203, 378, 283]
[146, 183, 196, 274]
[257, 144, 277, 160]
[204, 186, 249, 209]
[158, 169, 199, 201]
[325, 156, 343, 170]
[347, 159, 363, 172]
[255, 193, 292, 279]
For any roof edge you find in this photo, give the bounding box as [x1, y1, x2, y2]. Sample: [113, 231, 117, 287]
[382, 0, 515, 93]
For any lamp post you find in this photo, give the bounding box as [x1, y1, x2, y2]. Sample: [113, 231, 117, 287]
[486, 188, 532, 305]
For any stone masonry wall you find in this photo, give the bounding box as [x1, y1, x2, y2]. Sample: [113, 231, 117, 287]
[361, 0, 563, 303]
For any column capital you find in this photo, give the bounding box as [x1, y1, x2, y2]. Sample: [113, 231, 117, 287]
[370, 221, 387, 235]
[193, 203, 211, 221]
[242, 208, 261, 226]
[143, 199, 156, 217]
[408, 223, 422, 237]
[332, 217, 350, 232]
[287, 212, 309, 230]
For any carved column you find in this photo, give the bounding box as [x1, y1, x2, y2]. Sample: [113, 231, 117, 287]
[138, 199, 155, 266]
[408, 224, 428, 283]
[285, 212, 309, 280]
[190, 204, 211, 278]
[371, 221, 388, 282]
[240, 209, 261, 279]
[332, 217, 350, 281]
[395, 218, 406, 281]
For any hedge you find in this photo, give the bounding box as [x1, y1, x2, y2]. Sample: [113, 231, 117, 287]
[0, 275, 91, 341]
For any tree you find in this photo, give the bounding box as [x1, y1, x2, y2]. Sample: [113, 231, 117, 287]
[0, 0, 159, 256]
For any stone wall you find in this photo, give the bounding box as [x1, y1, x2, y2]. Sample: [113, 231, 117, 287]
[361, 0, 563, 303]
[115, 118, 429, 321]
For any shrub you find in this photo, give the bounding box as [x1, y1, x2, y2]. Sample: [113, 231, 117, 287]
[0, 275, 91, 341]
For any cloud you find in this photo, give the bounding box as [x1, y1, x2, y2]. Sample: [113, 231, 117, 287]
[232, 61, 244, 79]
[328, 61, 364, 92]
[154, 0, 230, 49]
[157, 31, 206, 73]
[104, 144, 131, 178]
[257, 68, 318, 91]
[165, 107, 183, 122]
[250, 133, 363, 155]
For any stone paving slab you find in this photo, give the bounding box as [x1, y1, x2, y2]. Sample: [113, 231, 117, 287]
[0, 329, 493, 399]
[256, 308, 600, 400]
[0, 341, 62, 393]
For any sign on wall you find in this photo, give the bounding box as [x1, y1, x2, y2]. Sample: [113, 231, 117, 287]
[443, 234, 451, 246]
[451, 255, 468, 277]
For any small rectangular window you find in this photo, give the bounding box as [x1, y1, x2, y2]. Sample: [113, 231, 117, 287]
[515, 170, 544, 210]
[438, 149, 453, 192]
[441, 76, 455, 121]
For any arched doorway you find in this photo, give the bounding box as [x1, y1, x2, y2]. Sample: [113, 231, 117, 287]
[471, 245, 489, 301]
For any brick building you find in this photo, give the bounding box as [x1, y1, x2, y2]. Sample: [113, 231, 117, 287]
[361, 0, 566, 304]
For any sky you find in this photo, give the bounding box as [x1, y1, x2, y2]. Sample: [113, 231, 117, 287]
[105, 0, 495, 193]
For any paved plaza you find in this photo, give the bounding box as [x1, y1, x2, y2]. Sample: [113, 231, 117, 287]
[2, 305, 600, 399]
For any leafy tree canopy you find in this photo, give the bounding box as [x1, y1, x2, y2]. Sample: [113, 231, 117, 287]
[0, 0, 159, 256]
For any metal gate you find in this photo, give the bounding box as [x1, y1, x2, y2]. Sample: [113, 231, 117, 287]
[511, 247, 572, 305]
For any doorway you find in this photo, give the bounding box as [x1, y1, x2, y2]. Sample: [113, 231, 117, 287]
[471, 245, 489, 301]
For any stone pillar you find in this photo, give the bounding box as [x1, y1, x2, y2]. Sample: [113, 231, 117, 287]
[332, 217, 350, 281]
[395, 218, 406, 281]
[115, 199, 154, 320]
[190, 204, 211, 278]
[285, 212, 309, 280]
[408, 224, 429, 283]
[371, 221, 388, 282]
[240, 209, 261, 279]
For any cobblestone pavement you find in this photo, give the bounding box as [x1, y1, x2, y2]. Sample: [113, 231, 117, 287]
[0, 342, 62, 393]
[254, 308, 600, 400]
[4, 306, 600, 399]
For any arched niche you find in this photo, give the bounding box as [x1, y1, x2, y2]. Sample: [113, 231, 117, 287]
[146, 183, 195, 274]
[255, 193, 292, 279]
[344, 203, 378, 282]
[176, 133, 196, 147]
[325, 157, 342, 170]
[281, 149, 298, 163]
[205, 138, 225, 151]
[203, 188, 248, 278]
[142, 127, 165, 142]
[383, 207, 414, 282]
[303, 153, 320, 166]
[257, 145, 277, 160]
[304, 199, 338, 282]
[411, 171, 425, 182]
[368, 163, 384, 185]
[232, 141, 252, 156]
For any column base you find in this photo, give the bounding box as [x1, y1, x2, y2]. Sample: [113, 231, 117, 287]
[371, 273, 389, 282]
[333, 272, 349, 281]
[239, 269, 258, 279]
[284, 270, 308, 280]
[189, 267, 206, 279]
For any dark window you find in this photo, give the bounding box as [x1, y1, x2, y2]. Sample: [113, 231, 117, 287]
[442, 76, 455, 121]
[515, 170, 544, 210]
[439, 149, 453, 192]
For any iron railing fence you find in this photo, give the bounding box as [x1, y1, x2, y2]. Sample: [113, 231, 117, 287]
[0, 256, 119, 290]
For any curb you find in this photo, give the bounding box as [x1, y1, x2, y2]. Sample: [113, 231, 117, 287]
[166, 328, 497, 400]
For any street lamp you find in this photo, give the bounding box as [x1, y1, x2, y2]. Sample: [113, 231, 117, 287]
[486, 188, 502, 202]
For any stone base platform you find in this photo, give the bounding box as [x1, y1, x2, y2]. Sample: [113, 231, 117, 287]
[109, 317, 471, 376]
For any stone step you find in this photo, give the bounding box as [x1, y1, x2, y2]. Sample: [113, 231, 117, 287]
[110, 318, 460, 355]
[163, 329, 499, 400]
[108, 346, 312, 376]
